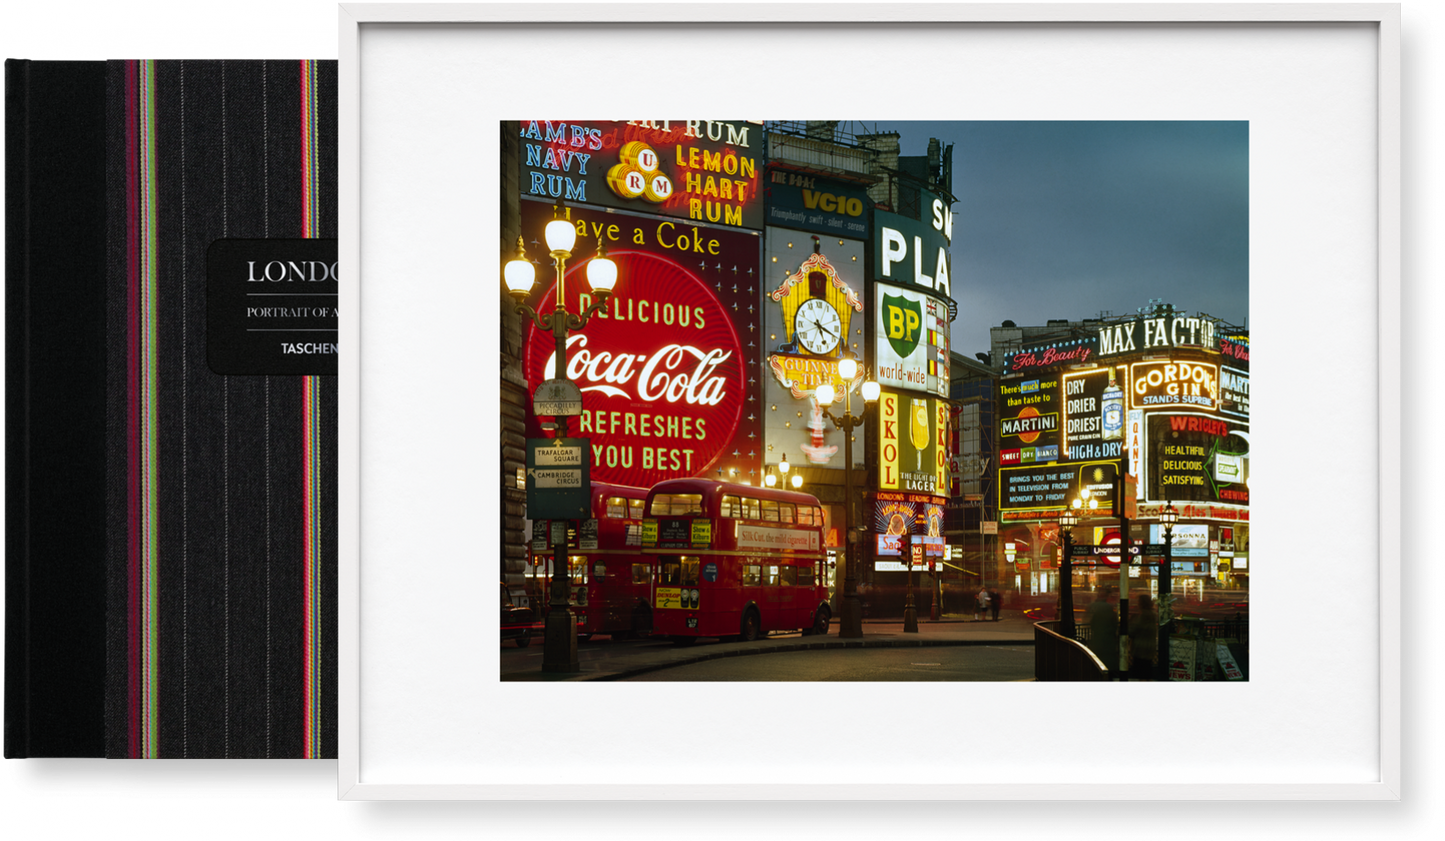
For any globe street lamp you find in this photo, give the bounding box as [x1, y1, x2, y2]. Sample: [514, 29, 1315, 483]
[1155, 500, 1179, 681]
[503, 199, 617, 674]
[813, 357, 880, 638]
[765, 453, 793, 488]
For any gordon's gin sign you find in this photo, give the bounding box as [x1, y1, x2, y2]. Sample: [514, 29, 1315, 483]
[521, 200, 760, 487]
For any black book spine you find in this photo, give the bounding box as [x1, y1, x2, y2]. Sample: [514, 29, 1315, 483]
[4, 59, 109, 758]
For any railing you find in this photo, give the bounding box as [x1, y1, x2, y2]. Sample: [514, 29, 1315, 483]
[1034, 621, 1109, 681]
[1073, 617, 1248, 645]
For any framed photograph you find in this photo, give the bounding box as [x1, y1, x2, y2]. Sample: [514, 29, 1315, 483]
[338, 3, 1400, 800]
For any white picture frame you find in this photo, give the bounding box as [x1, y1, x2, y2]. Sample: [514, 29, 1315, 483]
[335, 0, 1398, 803]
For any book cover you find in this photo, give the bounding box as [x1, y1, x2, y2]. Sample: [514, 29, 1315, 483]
[6, 59, 338, 758]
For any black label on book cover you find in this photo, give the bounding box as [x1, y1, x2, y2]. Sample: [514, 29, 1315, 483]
[207, 238, 338, 375]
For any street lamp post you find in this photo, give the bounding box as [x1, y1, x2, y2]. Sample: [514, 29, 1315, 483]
[765, 454, 793, 488]
[813, 357, 880, 638]
[503, 199, 617, 674]
[1061, 490, 1098, 638]
[1155, 501, 1179, 682]
[1115, 453, 1132, 682]
[904, 548, 918, 632]
[930, 554, 941, 622]
[1058, 507, 1078, 638]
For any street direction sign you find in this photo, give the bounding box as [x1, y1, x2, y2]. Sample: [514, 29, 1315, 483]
[526, 437, 590, 519]
[532, 378, 583, 417]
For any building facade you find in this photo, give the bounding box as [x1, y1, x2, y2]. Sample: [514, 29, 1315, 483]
[988, 303, 1249, 606]
[500, 121, 963, 617]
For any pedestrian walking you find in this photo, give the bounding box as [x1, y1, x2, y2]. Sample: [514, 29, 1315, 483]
[975, 586, 990, 621]
[1085, 587, 1120, 676]
[989, 588, 1002, 621]
[1128, 593, 1159, 680]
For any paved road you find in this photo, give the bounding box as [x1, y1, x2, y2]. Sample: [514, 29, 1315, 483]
[614, 644, 1035, 682]
[500, 612, 1039, 681]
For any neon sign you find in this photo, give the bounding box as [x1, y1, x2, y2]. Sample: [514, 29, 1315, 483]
[1059, 366, 1127, 462]
[877, 391, 949, 493]
[521, 200, 760, 487]
[1129, 360, 1219, 410]
[1097, 316, 1218, 358]
[874, 283, 950, 397]
[520, 120, 764, 229]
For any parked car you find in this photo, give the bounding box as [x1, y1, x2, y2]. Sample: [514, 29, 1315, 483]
[501, 582, 535, 648]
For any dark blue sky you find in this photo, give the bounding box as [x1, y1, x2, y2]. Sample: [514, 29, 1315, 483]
[865, 121, 1249, 356]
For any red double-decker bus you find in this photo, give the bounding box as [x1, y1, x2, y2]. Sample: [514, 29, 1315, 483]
[643, 479, 830, 644]
[528, 482, 655, 640]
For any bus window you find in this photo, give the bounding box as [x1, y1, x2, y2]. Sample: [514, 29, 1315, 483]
[594, 561, 606, 579]
[628, 499, 646, 520]
[742, 565, 761, 586]
[778, 503, 795, 524]
[720, 495, 742, 518]
[795, 506, 813, 526]
[632, 564, 651, 585]
[811, 507, 823, 527]
[780, 565, 797, 586]
[659, 561, 681, 585]
[650, 493, 703, 516]
[760, 500, 779, 522]
[681, 557, 700, 586]
[798, 565, 815, 587]
[765, 565, 780, 585]
[742, 497, 761, 520]
[569, 556, 589, 584]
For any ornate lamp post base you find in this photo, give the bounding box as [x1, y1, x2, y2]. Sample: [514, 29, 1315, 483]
[541, 606, 579, 673]
[903, 597, 919, 632]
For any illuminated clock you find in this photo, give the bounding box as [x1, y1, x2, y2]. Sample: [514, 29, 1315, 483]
[795, 298, 842, 355]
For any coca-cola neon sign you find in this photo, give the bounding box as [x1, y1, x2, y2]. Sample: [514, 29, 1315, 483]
[542, 336, 732, 406]
[521, 201, 759, 488]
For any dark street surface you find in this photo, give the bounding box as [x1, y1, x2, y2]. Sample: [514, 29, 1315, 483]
[500, 611, 1038, 681]
[614, 643, 1034, 681]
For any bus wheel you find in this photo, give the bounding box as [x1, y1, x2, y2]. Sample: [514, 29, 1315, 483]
[577, 633, 592, 643]
[516, 632, 531, 649]
[811, 607, 830, 637]
[740, 609, 761, 643]
[672, 636, 698, 647]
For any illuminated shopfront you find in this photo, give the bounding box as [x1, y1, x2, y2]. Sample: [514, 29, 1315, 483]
[996, 314, 1249, 601]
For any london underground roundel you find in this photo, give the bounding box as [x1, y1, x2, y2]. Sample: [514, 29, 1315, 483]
[523, 248, 745, 489]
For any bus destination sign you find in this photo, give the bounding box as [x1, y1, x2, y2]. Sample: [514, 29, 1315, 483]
[642, 518, 715, 550]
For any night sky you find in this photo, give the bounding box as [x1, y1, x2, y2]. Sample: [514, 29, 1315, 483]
[862, 121, 1250, 357]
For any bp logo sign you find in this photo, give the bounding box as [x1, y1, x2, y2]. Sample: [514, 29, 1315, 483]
[882, 292, 923, 358]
